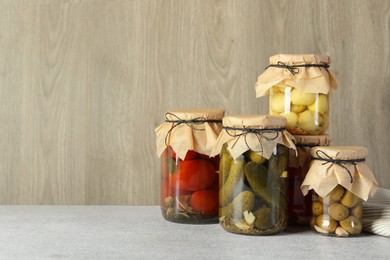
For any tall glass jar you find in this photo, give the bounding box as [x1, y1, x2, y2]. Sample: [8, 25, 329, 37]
[255, 54, 338, 135]
[211, 115, 296, 235]
[155, 109, 224, 224]
[301, 146, 379, 237]
[288, 135, 331, 225]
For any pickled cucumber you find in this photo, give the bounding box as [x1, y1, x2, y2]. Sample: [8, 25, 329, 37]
[220, 145, 233, 184]
[219, 191, 255, 219]
[220, 155, 245, 206]
[246, 150, 266, 164]
[254, 207, 274, 230]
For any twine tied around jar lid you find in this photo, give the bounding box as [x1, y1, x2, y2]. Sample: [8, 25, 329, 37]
[301, 146, 378, 201]
[210, 115, 296, 160]
[255, 54, 338, 96]
[313, 150, 365, 184]
[222, 125, 285, 155]
[265, 61, 330, 75]
[164, 112, 222, 146]
[155, 108, 224, 159]
[289, 135, 331, 168]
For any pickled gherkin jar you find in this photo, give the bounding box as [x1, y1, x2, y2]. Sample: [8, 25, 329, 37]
[301, 146, 379, 237]
[288, 135, 331, 225]
[211, 115, 296, 235]
[155, 109, 224, 224]
[255, 54, 338, 135]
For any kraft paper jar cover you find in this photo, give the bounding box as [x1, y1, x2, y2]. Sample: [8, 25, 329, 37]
[289, 135, 332, 168]
[255, 54, 339, 97]
[155, 108, 224, 160]
[211, 115, 296, 160]
[301, 146, 378, 201]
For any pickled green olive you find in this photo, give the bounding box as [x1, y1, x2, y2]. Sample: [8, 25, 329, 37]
[311, 187, 363, 237]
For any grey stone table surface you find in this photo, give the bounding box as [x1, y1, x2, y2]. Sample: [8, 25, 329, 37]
[0, 206, 389, 260]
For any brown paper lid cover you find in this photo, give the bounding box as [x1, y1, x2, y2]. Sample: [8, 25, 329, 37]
[211, 115, 296, 159]
[155, 108, 224, 159]
[293, 134, 332, 146]
[301, 146, 378, 201]
[289, 135, 332, 168]
[255, 54, 338, 96]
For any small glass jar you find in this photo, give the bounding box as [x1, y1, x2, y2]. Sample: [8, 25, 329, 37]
[301, 146, 378, 237]
[212, 115, 296, 235]
[255, 54, 338, 135]
[312, 187, 363, 237]
[288, 135, 331, 225]
[156, 109, 224, 224]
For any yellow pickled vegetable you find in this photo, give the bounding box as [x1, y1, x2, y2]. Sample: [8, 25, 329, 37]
[308, 94, 329, 114]
[270, 93, 286, 113]
[281, 112, 298, 129]
[291, 88, 316, 105]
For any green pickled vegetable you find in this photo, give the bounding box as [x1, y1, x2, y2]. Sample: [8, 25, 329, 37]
[246, 150, 266, 164]
[220, 191, 255, 219]
[220, 155, 245, 206]
[254, 207, 273, 230]
[220, 144, 233, 184]
[244, 161, 274, 205]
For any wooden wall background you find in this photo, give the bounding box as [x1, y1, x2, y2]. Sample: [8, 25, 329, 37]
[0, 0, 389, 205]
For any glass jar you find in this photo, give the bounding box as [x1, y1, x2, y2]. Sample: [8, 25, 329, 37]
[301, 146, 379, 237]
[311, 187, 363, 236]
[255, 54, 338, 135]
[155, 108, 224, 224]
[288, 135, 331, 225]
[211, 115, 296, 235]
